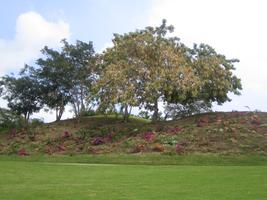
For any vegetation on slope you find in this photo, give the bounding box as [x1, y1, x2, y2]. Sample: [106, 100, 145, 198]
[0, 111, 266, 156]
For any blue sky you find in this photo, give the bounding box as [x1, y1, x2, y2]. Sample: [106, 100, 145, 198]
[0, 0, 153, 50]
[1, 0, 267, 121]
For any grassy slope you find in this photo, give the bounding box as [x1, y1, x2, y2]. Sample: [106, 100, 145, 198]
[0, 112, 267, 155]
[1, 161, 267, 200]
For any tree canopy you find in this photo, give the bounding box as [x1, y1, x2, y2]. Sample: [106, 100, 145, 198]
[0, 19, 242, 122]
[93, 19, 242, 121]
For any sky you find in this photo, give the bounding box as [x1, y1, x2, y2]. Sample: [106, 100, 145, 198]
[0, 0, 266, 122]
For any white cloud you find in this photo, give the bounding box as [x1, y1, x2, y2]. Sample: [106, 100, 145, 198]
[0, 11, 71, 122]
[0, 11, 71, 75]
[148, 0, 267, 111]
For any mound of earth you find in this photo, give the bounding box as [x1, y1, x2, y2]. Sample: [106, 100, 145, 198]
[0, 112, 266, 156]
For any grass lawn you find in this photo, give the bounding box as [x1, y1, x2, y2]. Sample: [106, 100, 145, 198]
[0, 156, 267, 200]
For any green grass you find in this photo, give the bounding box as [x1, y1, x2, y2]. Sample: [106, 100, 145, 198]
[0, 159, 266, 200]
[1, 154, 267, 166]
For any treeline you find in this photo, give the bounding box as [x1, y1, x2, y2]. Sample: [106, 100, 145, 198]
[0, 20, 242, 123]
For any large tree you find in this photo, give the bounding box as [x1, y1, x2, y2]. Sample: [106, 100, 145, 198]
[95, 20, 199, 121]
[95, 19, 242, 121]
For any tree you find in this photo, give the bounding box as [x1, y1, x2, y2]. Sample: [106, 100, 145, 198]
[92, 33, 144, 122]
[0, 73, 43, 123]
[20, 40, 96, 122]
[95, 19, 199, 121]
[95, 19, 242, 121]
[35, 46, 73, 121]
[61, 39, 96, 118]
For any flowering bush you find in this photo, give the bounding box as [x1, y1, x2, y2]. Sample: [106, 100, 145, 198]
[18, 148, 29, 156]
[168, 127, 182, 134]
[62, 131, 71, 139]
[143, 132, 155, 141]
[58, 144, 66, 152]
[91, 137, 105, 145]
[175, 144, 184, 154]
[197, 116, 209, 127]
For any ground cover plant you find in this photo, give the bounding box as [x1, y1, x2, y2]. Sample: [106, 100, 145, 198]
[0, 112, 266, 156]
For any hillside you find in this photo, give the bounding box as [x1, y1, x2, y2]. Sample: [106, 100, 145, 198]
[0, 112, 266, 156]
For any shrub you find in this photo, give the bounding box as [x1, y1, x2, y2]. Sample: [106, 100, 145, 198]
[0, 108, 25, 131]
[62, 131, 71, 139]
[80, 109, 97, 117]
[91, 137, 105, 145]
[159, 134, 177, 145]
[9, 128, 17, 138]
[152, 143, 164, 152]
[122, 138, 135, 148]
[132, 144, 146, 153]
[138, 111, 151, 119]
[143, 132, 155, 141]
[57, 144, 66, 152]
[168, 127, 182, 134]
[44, 145, 53, 154]
[7, 141, 20, 154]
[175, 144, 184, 154]
[30, 118, 44, 128]
[18, 148, 29, 156]
[75, 128, 95, 139]
[27, 128, 36, 141]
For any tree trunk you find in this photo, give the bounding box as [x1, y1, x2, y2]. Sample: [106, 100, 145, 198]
[123, 104, 129, 122]
[56, 106, 64, 122]
[152, 99, 159, 122]
[24, 113, 29, 125]
[80, 86, 85, 113]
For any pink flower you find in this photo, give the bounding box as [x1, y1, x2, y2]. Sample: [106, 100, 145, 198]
[143, 132, 155, 141]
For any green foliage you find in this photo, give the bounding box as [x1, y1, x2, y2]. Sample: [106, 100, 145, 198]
[34, 46, 74, 121]
[158, 134, 178, 145]
[61, 39, 96, 117]
[0, 19, 242, 123]
[138, 111, 151, 120]
[30, 118, 44, 127]
[164, 101, 212, 120]
[0, 108, 24, 131]
[0, 74, 43, 122]
[79, 109, 97, 117]
[94, 19, 241, 121]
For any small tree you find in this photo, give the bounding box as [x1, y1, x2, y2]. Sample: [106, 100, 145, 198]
[35, 46, 73, 121]
[61, 39, 96, 118]
[1, 74, 43, 123]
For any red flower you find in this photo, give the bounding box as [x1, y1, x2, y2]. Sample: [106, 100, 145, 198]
[18, 149, 29, 156]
